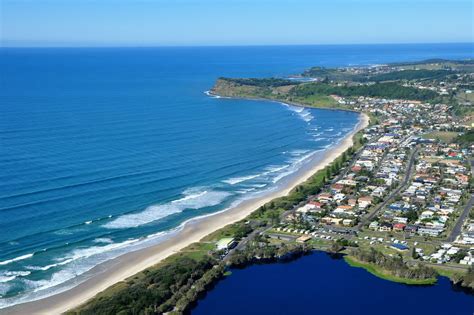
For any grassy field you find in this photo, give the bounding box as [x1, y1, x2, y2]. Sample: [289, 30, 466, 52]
[344, 256, 437, 285]
[291, 95, 341, 109]
[432, 265, 466, 279]
[201, 221, 249, 242]
[178, 242, 215, 260]
[394, 61, 474, 72]
[457, 92, 474, 103]
[422, 131, 459, 143]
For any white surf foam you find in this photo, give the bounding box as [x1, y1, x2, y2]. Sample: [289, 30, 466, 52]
[0, 271, 31, 283]
[26, 259, 73, 272]
[264, 164, 290, 175]
[93, 237, 114, 244]
[222, 174, 260, 185]
[0, 253, 34, 266]
[282, 103, 314, 122]
[62, 240, 139, 263]
[171, 190, 208, 203]
[0, 142, 327, 308]
[0, 231, 177, 309]
[0, 276, 15, 284]
[204, 90, 226, 99]
[103, 188, 232, 229]
[236, 188, 256, 194]
[0, 283, 10, 297]
[289, 149, 310, 156]
[17, 239, 141, 300]
[272, 150, 320, 184]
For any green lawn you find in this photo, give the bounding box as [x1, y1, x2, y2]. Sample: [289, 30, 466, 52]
[201, 221, 246, 242]
[456, 92, 474, 103]
[422, 131, 459, 143]
[432, 265, 466, 279]
[164, 242, 215, 262]
[291, 95, 341, 109]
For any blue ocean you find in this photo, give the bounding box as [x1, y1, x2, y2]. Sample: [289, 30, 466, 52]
[0, 44, 472, 308]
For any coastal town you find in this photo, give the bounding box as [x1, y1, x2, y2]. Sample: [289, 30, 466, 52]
[68, 59, 474, 314]
[271, 94, 473, 268]
[207, 60, 474, 290]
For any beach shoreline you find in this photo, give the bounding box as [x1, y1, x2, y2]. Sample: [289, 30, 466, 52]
[3, 111, 369, 315]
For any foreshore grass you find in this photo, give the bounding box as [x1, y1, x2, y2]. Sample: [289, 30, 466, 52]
[431, 265, 465, 279]
[290, 95, 342, 109]
[344, 256, 437, 285]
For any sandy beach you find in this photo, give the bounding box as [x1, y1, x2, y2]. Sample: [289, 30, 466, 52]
[3, 112, 369, 315]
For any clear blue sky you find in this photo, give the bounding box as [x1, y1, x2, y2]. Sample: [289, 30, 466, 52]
[1, 0, 473, 47]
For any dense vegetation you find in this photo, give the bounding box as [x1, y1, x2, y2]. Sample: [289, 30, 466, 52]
[348, 247, 437, 282]
[68, 256, 222, 315]
[216, 78, 438, 102]
[302, 67, 453, 83]
[455, 130, 474, 145]
[452, 267, 474, 291]
[368, 70, 452, 82]
[290, 82, 438, 101]
[219, 77, 298, 87]
[389, 59, 474, 67]
[228, 242, 310, 267]
[301, 67, 364, 81]
[301, 66, 334, 77]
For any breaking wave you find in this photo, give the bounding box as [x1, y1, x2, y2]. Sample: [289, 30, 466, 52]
[103, 188, 232, 229]
[0, 271, 30, 283]
[281, 103, 314, 122]
[222, 174, 260, 185]
[0, 254, 34, 266]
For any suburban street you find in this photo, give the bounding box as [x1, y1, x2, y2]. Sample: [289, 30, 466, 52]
[357, 147, 418, 229]
[447, 159, 474, 242]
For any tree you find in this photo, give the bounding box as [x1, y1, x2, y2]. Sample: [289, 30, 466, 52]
[342, 151, 348, 163]
[268, 210, 281, 225]
[329, 241, 343, 253]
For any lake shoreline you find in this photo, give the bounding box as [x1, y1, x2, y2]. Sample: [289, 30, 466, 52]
[191, 251, 474, 315]
[2, 105, 369, 314]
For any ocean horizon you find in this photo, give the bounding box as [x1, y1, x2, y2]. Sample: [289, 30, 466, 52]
[0, 43, 473, 308]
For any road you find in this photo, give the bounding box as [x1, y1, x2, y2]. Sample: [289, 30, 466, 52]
[446, 159, 474, 242]
[357, 147, 418, 229]
[223, 226, 270, 262]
